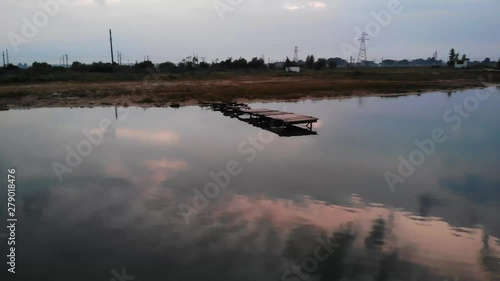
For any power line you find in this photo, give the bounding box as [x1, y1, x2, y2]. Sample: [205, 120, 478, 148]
[117, 50, 122, 65]
[109, 29, 114, 65]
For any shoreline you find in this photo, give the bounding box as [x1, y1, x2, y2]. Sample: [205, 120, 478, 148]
[0, 68, 498, 109]
[0, 85, 495, 110]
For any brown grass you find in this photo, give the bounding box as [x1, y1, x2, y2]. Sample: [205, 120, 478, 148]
[0, 67, 499, 108]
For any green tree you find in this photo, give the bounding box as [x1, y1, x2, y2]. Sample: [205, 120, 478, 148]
[248, 57, 265, 69]
[232, 57, 248, 69]
[89, 62, 113, 72]
[448, 48, 456, 67]
[497, 59, 500, 69]
[305, 55, 315, 69]
[133, 60, 154, 70]
[221, 57, 233, 69]
[70, 61, 82, 68]
[32, 62, 52, 70]
[159, 61, 176, 72]
[199, 61, 210, 69]
[284, 57, 292, 68]
[315, 58, 327, 70]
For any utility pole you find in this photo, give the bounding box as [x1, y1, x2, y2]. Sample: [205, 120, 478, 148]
[65, 54, 68, 68]
[6, 49, 9, 65]
[357, 32, 369, 66]
[2, 51, 5, 67]
[293, 46, 299, 62]
[109, 29, 115, 65]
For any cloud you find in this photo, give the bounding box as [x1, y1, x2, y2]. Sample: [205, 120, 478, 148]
[74, 0, 120, 6]
[116, 129, 180, 146]
[309, 1, 326, 8]
[284, 0, 327, 10]
[285, 5, 305, 10]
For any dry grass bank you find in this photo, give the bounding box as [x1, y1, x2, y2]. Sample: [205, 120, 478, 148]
[0, 67, 499, 108]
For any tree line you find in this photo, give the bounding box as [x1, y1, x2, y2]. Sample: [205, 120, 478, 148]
[1, 53, 499, 74]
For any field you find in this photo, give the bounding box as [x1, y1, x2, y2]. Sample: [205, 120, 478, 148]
[0, 67, 499, 108]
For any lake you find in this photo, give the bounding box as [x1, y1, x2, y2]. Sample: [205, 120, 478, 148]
[0, 87, 499, 281]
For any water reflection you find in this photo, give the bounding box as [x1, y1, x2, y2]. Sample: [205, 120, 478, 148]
[205, 103, 318, 137]
[417, 193, 444, 217]
[0, 87, 499, 280]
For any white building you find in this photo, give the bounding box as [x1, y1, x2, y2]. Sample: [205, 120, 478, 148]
[286, 66, 300, 73]
[454, 60, 468, 69]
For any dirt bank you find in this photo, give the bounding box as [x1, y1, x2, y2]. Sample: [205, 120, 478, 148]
[0, 68, 498, 109]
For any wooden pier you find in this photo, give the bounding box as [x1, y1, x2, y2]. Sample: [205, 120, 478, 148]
[239, 108, 318, 130]
[202, 102, 319, 135]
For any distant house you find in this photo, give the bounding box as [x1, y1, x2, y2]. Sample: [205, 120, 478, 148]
[274, 62, 285, 69]
[286, 66, 300, 73]
[454, 59, 469, 69]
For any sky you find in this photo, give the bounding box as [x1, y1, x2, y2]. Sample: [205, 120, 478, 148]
[0, 0, 499, 65]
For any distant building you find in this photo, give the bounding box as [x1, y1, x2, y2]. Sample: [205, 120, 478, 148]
[455, 60, 469, 69]
[274, 62, 285, 69]
[286, 66, 300, 73]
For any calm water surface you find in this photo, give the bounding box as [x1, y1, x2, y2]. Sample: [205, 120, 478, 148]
[1, 88, 500, 281]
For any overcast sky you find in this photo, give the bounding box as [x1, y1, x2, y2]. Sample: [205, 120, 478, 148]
[1, 0, 499, 65]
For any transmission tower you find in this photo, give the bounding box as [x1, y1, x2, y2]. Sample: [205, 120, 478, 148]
[357, 32, 369, 66]
[433, 50, 438, 60]
[293, 46, 299, 62]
